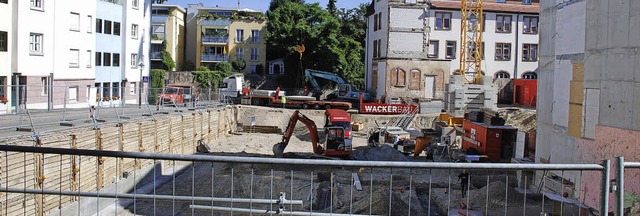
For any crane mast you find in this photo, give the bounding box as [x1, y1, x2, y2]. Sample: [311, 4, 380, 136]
[459, 0, 484, 84]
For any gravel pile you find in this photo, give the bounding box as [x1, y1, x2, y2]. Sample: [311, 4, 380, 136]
[469, 181, 525, 208]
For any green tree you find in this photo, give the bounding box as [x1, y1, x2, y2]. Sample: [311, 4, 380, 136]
[231, 59, 247, 72]
[268, 0, 305, 12]
[215, 61, 233, 73]
[161, 41, 175, 70]
[327, 0, 337, 16]
[149, 69, 166, 104]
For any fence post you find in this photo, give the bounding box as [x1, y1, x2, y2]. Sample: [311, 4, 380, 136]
[617, 157, 625, 216]
[601, 159, 611, 216]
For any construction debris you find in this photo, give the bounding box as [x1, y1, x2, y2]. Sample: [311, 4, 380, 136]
[349, 145, 409, 161]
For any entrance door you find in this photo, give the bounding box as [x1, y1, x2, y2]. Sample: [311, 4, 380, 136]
[424, 76, 435, 99]
[68, 87, 78, 103]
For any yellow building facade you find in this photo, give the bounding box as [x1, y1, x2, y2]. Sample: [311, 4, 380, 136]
[186, 4, 266, 73]
[150, 5, 186, 71]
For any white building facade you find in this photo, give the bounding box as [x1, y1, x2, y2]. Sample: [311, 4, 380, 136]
[428, 0, 540, 79]
[0, 0, 12, 114]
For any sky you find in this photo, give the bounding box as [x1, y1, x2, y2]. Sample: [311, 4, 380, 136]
[162, 0, 371, 12]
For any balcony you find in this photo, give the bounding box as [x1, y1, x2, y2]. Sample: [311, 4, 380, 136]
[249, 37, 261, 44]
[202, 36, 229, 44]
[201, 54, 229, 62]
[150, 52, 163, 60]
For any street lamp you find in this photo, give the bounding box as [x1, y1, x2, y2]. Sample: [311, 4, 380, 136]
[138, 61, 145, 109]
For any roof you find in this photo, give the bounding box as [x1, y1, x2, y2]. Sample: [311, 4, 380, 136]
[325, 109, 351, 122]
[465, 120, 517, 130]
[152, 4, 186, 13]
[188, 3, 262, 13]
[430, 0, 539, 14]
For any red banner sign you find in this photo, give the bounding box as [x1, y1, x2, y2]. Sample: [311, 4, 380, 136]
[360, 103, 418, 114]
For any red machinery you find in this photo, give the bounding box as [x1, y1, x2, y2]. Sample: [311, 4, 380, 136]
[273, 109, 353, 157]
[513, 79, 537, 107]
[461, 119, 517, 162]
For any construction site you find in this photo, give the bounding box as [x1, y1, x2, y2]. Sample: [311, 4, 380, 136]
[3, 0, 640, 215]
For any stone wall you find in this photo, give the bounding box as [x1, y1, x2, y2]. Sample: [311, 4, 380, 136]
[0, 107, 238, 216]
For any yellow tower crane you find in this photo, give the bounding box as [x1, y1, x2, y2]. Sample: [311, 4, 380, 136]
[459, 0, 484, 84]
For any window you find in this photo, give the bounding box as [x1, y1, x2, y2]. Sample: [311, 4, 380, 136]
[236, 29, 244, 43]
[494, 71, 510, 79]
[377, 12, 382, 31]
[373, 40, 378, 58]
[523, 16, 538, 34]
[96, 52, 102, 66]
[435, 12, 452, 30]
[69, 49, 79, 68]
[104, 20, 112, 35]
[30, 0, 43, 10]
[87, 15, 93, 33]
[250, 65, 257, 73]
[522, 72, 537, 79]
[41, 77, 48, 95]
[96, 18, 102, 33]
[445, 41, 456, 59]
[374, 14, 378, 31]
[69, 12, 80, 31]
[103, 52, 111, 66]
[496, 0, 506, 3]
[376, 39, 381, 58]
[86, 50, 92, 68]
[250, 48, 258, 61]
[112, 53, 120, 66]
[113, 22, 121, 36]
[522, 44, 538, 61]
[132, 0, 139, 9]
[235, 47, 244, 60]
[112, 82, 120, 98]
[69, 87, 78, 102]
[428, 40, 439, 58]
[251, 30, 259, 43]
[131, 53, 138, 67]
[495, 43, 511, 61]
[409, 69, 421, 90]
[390, 68, 406, 87]
[522, 0, 532, 5]
[29, 33, 43, 55]
[0, 0, 7, 4]
[466, 42, 484, 61]
[131, 24, 138, 39]
[496, 15, 512, 33]
[130, 82, 136, 95]
[0, 31, 7, 52]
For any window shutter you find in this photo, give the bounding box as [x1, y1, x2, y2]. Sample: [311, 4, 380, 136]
[410, 70, 421, 90]
[398, 69, 406, 86]
[390, 68, 398, 86]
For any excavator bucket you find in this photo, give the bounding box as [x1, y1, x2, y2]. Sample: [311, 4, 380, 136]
[273, 143, 285, 157]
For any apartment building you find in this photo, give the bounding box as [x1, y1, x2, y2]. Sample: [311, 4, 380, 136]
[150, 4, 185, 71]
[0, 0, 11, 114]
[94, 0, 150, 105]
[186, 3, 267, 73]
[428, 0, 539, 79]
[365, 0, 450, 103]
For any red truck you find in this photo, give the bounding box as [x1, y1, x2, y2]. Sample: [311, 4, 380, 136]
[158, 84, 195, 106]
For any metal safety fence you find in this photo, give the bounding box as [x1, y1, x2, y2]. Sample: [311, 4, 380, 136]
[0, 85, 229, 138]
[615, 157, 640, 216]
[0, 145, 611, 216]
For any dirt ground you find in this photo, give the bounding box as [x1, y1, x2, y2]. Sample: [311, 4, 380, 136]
[106, 105, 560, 216]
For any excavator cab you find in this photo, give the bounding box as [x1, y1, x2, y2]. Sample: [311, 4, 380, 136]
[324, 126, 346, 153]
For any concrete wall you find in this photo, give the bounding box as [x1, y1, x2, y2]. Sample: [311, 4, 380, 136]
[536, 0, 640, 211]
[0, 107, 238, 215]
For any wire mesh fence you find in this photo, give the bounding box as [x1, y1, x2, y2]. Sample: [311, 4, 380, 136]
[0, 144, 611, 216]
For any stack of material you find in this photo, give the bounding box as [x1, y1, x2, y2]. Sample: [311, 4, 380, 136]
[241, 125, 282, 134]
[467, 111, 484, 122]
[444, 75, 499, 117]
[481, 108, 506, 126]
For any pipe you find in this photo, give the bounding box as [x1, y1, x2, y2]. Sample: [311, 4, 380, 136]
[0, 145, 605, 171]
[616, 157, 624, 216]
[0, 188, 303, 205]
[600, 160, 610, 216]
[190, 205, 381, 216]
[513, 13, 520, 78]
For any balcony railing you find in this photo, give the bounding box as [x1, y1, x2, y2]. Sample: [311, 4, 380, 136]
[201, 54, 229, 62]
[202, 35, 229, 44]
[249, 37, 260, 44]
[150, 52, 163, 60]
[99, 0, 122, 5]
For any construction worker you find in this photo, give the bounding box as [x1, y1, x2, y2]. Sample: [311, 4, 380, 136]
[458, 170, 469, 198]
[281, 96, 286, 108]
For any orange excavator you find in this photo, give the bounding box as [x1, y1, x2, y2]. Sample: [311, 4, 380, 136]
[273, 110, 352, 157]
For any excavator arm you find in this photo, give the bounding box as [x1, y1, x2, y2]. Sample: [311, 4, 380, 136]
[273, 110, 323, 157]
[304, 69, 347, 92]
